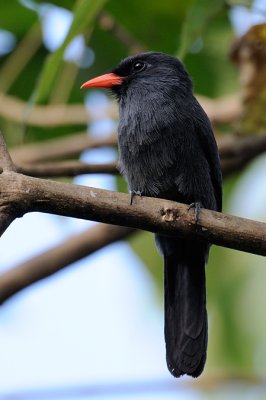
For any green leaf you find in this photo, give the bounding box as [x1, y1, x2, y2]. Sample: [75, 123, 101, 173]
[31, 0, 107, 105]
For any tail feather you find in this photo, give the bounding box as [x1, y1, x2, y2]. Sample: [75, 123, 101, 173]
[163, 240, 208, 378]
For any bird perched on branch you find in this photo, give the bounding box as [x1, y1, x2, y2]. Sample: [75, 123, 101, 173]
[81, 52, 222, 378]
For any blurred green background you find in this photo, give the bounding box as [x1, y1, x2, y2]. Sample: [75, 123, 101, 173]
[0, 0, 266, 398]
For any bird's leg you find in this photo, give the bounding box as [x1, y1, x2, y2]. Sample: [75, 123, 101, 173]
[188, 201, 201, 225]
[130, 190, 142, 205]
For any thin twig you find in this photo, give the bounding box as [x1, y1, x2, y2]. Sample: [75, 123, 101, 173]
[10, 132, 117, 164]
[16, 160, 118, 177]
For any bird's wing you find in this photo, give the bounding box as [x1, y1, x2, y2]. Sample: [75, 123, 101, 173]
[193, 101, 223, 212]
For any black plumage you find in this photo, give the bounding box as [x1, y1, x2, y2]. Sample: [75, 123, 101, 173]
[81, 52, 222, 378]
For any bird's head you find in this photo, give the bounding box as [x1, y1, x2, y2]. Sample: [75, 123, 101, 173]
[81, 52, 193, 100]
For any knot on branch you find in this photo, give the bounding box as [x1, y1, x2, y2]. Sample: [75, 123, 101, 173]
[161, 207, 181, 222]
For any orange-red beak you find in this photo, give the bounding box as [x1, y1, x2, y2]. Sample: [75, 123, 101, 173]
[80, 72, 124, 89]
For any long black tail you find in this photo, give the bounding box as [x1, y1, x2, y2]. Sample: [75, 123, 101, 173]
[164, 239, 208, 378]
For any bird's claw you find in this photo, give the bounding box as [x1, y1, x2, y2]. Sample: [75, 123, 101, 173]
[130, 190, 142, 205]
[188, 202, 201, 225]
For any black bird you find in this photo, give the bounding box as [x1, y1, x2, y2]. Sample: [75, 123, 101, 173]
[81, 52, 222, 378]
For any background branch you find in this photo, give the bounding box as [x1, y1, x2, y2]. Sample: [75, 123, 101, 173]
[218, 134, 266, 158]
[11, 133, 266, 178]
[0, 224, 136, 304]
[0, 93, 95, 127]
[197, 93, 241, 123]
[220, 134, 266, 175]
[16, 160, 118, 177]
[10, 132, 117, 164]
[0, 92, 241, 127]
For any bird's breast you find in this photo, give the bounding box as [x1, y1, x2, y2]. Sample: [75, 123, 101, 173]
[118, 123, 179, 197]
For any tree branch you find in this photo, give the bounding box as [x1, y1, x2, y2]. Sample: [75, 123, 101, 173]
[220, 134, 266, 175]
[0, 132, 17, 238]
[16, 161, 118, 177]
[10, 132, 117, 164]
[0, 92, 240, 127]
[0, 93, 93, 127]
[0, 224, 136, 304]
[197, 93, 241, 124]
[0, 170, 265, 256]
[218, 134, 266, 158]
[0, 132, 16, 172]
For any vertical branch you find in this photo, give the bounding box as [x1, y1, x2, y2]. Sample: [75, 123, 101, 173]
[0, 132, 17, 236]
[0, 132, 16, 172]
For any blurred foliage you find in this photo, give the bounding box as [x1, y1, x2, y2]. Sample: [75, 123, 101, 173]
[0, 0, 265, 385]
[32, 0, 107, 104]
[177, 0, 225, 59]
[185, 9, 238, 96]
[0, 2, 37, 34]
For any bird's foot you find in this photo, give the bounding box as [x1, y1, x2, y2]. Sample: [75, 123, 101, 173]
[130, 190, 142, 205]
[188, 202, 201, 225]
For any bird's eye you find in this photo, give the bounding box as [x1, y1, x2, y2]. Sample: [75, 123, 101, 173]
[132, 61, 146, 72]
